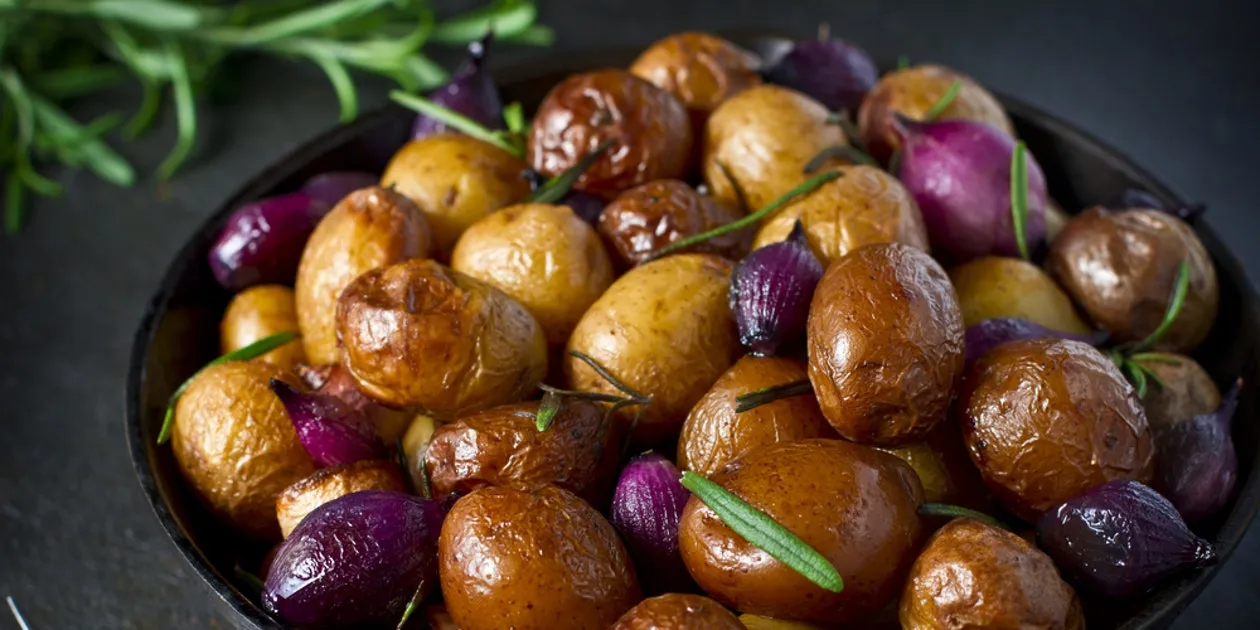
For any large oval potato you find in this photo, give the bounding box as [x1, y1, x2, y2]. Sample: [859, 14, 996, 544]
[172, 362, 316, 539]
[220, 284, 305, 370]
[678, 355, 834, 476]
[451, 203, 614, 344]
[598, 179, 750, 268]
[440, 484, 641, 630]
[629, 32, 762, 132]
[565, 254, 738, 445]
[611, 593, 745, 630]
[336, 259, 547, 417]
[294, 186, 432, 364]
[807, 243, 965, 445]
[274, 459, 406, 538]
[949, 256, 1091, 334]
[679, 439, 925, 625]
[381, 133, 531, 258]
[703, 85, 848, 212]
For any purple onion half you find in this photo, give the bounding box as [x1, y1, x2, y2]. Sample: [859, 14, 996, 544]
[964, 317, 1103, 365]
[763, 37, 879, 113]
[270, 379, 385, 468]
[895, 117, 1048, 264]
[208, 192, 330, 291]
[263, 490, 444, 627]
[1036, 480, 1217, 598]
[301, 171, 378, 207]
[1155, 379, 1242, 524]
[610, 452, 694, 594]
[729, 224, 824, 356]
[411, 34, 504, 139]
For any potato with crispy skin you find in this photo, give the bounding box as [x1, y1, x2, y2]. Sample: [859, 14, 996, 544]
[275, 459, 406, 538]
[220, 285, 305, 370]
[610, 593, 745, 630]
[629, 32, 762, 132]
[598, 179, 750, 268]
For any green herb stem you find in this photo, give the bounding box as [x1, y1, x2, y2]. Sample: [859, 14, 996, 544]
[735, 380, 814, 413]
[1131, 259, 1191, 353]
[917, 502, 1009, 530]
[523, 139, 613, 204]
[389, 90, 521, 157]
[534, 390, 562, 432]
[803, 144, 876, 172]
[922, 80, 961, 121]
[233, 565, 265, 592]
[1009, 141, 1030, 260]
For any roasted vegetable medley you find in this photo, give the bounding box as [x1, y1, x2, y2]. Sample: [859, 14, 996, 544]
[164, 30, 1239, 629]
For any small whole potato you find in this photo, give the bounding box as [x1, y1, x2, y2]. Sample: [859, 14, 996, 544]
[295, 186, 432, 364]
[451, 203, 614, 344]
[704, 85, 847, 212]
[424, 399, 622, 505]
[337, 259, 547, 417]
[900, 518, 1084, 630]
[678, 355, 835, 477]
[629, 32, 762, 131]
[679, 439, 925, 624]
[274, 458, 406, 538]
[960, 338, 1155, 521]
[439, 484, 641, 630]
[1048, 207, 1218, 352]
[565, 254, 738, 445]
[1133, 353, 1221, 435]
[949, 256, 1091, 334]
[381, 133, 531, 257]
[807, 243, 965, 445]
[610, 593, 744, 630]
[528, 69, 693, 199]
[858, 64, 1014, 163]
[220, 285, 305, 370]
[598, 179, 750, 268]
[172, 362, 316, 539]
[876, 424, 990, 509]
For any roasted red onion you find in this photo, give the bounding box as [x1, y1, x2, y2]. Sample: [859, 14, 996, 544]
[411, 34, 504, 139]
[895, 117, 1047, 264]
[270, 379, 384, 468]
[207, 192, 330, 290]
[262, 490, 444, 627]
[1155, 379, 1242, 524]
[964, 317, 1102, 365]
[1037, 480, 1217, 598]
[763, 37, 879, 113]
[300, 171, 377, 206]
[610, 452, 694, 594]
[729, 224, 823, 356]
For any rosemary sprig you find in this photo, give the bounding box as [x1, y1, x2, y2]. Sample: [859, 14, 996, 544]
[922, 80, 961, 121]
[735, 379, 814, 413]
[523, 138, 614, 204]
[390, 90, 522, 157]
[917, 502, 1008, 530]
[1010, 141, 1030, 260]
[1109, 260, 1191, 398]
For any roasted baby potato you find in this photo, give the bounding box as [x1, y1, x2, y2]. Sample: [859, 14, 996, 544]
[294, 186, 432, 364]
[528, 69, 693, 199]
[424, 399, 621, 505]
[858, 64, 1014, 163]
[336, 259, 547, 417]
[876, 424, 990, 509]
[598, 179, 750, 268]
[172, 361, 316, 539]
[1048, 207, 1219, 352]
[381, 133, 531, 258]
[949, 256, 1091, 334]
[703, 84, 848, 211]
[1133, 353, 1221, 435]
[900, 518, 1084, 630]
[807, 243, 965, 445]
[220, 284, 305, 370]
[565, 253, 738, 445]
[677, 355, 834, 476]
[610, 593, 745, 630]
[679, 439, 925, 624]
[451, 203, 614, 344]
[960, 338, 1155, 521]
[629, 32, 762, 131]
[275, 459, 406, 538]
[439, 484, 641, 630]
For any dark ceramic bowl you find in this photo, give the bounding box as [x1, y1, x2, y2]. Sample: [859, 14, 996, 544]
[126, 34, 1260, 630]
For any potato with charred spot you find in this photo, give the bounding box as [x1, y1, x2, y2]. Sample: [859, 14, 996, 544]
[598, 179, 750, 268]
[610, 593, 745, 630]
[220, 285, 305, 370]
[275, 459, 406, 538]
[336, 259, 547, 417]
[629, 32, 762, 132]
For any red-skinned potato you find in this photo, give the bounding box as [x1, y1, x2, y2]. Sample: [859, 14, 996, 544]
[629, 31, 762, 133]
[274, 459, 406, 538]
[220, 285, 305, 370]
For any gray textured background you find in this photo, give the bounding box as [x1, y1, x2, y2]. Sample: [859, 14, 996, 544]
[2, 0, 1258, 628]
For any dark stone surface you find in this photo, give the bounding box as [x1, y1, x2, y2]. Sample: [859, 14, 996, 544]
[0, 0, 1257, 628]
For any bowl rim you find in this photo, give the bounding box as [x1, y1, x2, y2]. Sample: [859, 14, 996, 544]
[124, 42, 1260, 630]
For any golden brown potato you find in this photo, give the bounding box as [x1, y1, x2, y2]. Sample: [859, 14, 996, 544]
[807, 243, 965, 445]
[294, 186, 432, 364]
[738, 615, 825, 629]
[949, 256, 1091, 334]
[1134, 353, 1221, 435]
[598, 179, 750, 268]
[450, 203, 613, 344]
[381, 133, 531, 258]
[858, 64, 1014, 163]
[960, 338, 1155, 521]
[274, 459, 406, 538]
[1048, 207, 1218, 353]
[703, 85, 848, 212]
[424, 399, 621, 505]
[678, 356, 834, 476]
[900, 518, 1084, 630]
[611, 593, 745, 630]
[439, 484, 641, 630]
[220, 285, 305, 370]
[629, 32, 762, 132]
[528, 69, 693, 200]
[172, 362, 316, 539]
[679, 439, 925, 624]
[565, 254, 738, 445]
[336, 259, 547, 417]
[876, 424, 990, 509]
